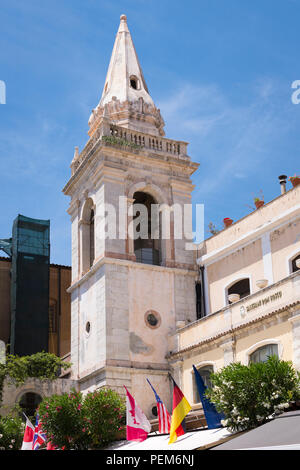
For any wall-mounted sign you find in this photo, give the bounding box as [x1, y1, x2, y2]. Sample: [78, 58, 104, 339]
[246, 291, 283, 313]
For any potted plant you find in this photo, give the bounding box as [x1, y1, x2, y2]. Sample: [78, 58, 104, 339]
[289, 174, 300, 188]
[223, 218, 233, 228]
[254, 198, 264, 209]
[207, 222, 220, 236]
[254, 190, 265, 209]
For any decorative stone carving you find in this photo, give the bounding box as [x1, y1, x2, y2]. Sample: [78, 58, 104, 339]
[88, 99, 165, 138]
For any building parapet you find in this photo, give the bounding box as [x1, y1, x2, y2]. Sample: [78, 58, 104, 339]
[197, 184, 300, 265]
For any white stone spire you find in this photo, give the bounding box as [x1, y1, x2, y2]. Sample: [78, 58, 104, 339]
[100, 14, 152, 108]
[88, 15, 165, 137]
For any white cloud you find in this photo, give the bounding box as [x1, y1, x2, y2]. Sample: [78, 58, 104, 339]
[157, 79, 295, 198]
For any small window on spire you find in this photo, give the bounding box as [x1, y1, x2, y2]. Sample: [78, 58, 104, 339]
[130, 76, 139, 90]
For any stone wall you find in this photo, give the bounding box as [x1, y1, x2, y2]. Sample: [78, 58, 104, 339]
[1, 377, 78, 417]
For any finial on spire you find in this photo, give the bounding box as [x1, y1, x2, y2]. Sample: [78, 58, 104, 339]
[73, 146, 79, 160]
[70, 146, 80, 174]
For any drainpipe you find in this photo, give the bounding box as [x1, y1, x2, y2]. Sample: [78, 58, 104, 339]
[278, 175, 287, 195]
[199, 265, 207, 318]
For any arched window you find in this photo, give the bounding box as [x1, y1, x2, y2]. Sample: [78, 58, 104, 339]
[129, 75, 139, 90]
[249, 344, 278, 364]
[19, 392, 42, 419]
[291, 253, 300, 273]
[227, 278, 250, 304]
[193, 365, 214, 404]
[81, 199, 95, 273]
[133, 192, 161, 266]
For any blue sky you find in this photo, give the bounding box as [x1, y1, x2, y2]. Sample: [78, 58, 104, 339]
[0, 0, 299, 265]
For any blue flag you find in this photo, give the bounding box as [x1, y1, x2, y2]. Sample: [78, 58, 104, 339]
[192, 365, 225, 429]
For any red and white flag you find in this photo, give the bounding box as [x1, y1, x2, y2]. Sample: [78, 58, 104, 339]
[124, 386, 151, 442]
[146, 379, 171, 434]
[21, 417, 35, 450]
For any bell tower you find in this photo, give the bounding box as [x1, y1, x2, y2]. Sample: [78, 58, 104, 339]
[63, 15, 199, 417]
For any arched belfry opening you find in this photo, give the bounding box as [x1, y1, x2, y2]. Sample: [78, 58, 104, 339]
[133, 191, 161, 265]
[81, 198, 95, 273]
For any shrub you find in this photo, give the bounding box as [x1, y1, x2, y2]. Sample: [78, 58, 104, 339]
[39, 391, 89, 450]
[0, 414, 24, 450]
[102, 135, 141, 150]
[206, 356, 300, 432]
[4, 352, 69, 384]
[83, 388, 126, 448]
[39, 388, 126, 450]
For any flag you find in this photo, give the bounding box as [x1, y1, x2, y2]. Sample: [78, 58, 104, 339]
[168, 377, 191, 444]
[146, 379, 171, 434]
[46, 441, 57, 450]
[192, 365, 225, 429]
[32, 413, 47, 450]
[124, 386, 151, 442]
[21, 416, 35, 450]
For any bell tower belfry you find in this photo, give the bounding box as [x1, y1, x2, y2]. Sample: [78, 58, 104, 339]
[63, 15, 199, 417]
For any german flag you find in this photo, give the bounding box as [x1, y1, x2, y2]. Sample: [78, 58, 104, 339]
[168, 377, 191, 444]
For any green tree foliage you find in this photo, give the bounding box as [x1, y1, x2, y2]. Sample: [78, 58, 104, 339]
[0, 413, 24, 450]
[206, 356, 300, 431]
[39, 388, 126, 450]
[0, 352, 70, 405]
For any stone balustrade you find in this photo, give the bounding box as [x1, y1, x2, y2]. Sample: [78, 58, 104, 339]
[108, 124, 188, 158]
[71, 123, 190, 176]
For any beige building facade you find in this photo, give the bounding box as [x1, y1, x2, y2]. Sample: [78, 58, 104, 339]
[168, 184, 300, 407]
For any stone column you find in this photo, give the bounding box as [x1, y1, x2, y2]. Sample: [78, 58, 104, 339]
[78, 219, 90, 275]
[170, 358, 184, 389]
[261, 232, 274, 285]
[220, 338, 236, 367]
[126, 197, 136, 261]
